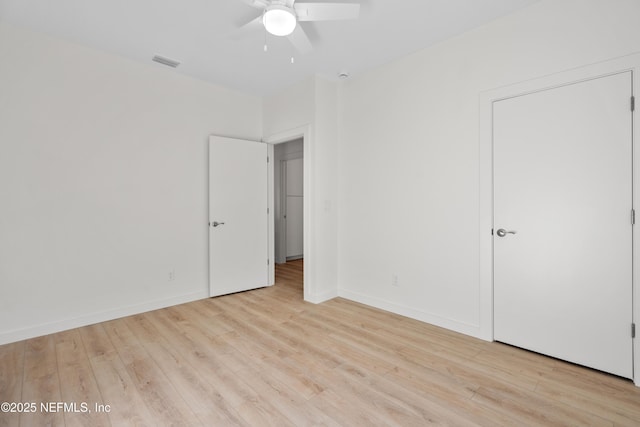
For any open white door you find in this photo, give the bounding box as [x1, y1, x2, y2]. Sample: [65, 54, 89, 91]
[493, 72, 633, 378]
[209, 136, 268, 297]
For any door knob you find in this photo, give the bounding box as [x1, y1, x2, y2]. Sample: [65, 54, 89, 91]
[496, 228, 517, 237]
[211, 221, 225, 227]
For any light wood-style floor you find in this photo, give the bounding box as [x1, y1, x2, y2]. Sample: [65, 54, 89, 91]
[2, 259, 640, 426]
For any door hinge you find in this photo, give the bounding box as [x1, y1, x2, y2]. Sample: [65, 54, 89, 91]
[267, 207, 270, 214]
[632, 323, 636, 338]
[632, 209, 636, 225]
[632, 96, 635, 112]
[491, 228, 494, 236]
[267, 156, 270, 163]
[267, 259, 270, 266]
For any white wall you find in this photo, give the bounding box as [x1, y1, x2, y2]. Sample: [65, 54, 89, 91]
[263, 79, 314, 139]
[337, 0, 640, 337]
[263, 76, 339, 302]
[0, 23, 262, 344]
[312, 77, 339, 301]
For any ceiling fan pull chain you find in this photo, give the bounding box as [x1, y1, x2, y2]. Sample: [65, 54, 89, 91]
[264, 26, 268, 52]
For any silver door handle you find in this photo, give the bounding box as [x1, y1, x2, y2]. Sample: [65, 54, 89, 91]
[496, 228, 517, 237]
[211, 221, 225, 227]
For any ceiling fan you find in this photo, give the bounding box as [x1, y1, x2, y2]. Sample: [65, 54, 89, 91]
[237, 0, 360, 54]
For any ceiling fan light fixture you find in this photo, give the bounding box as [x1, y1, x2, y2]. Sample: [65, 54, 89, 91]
[263, 5, 297, 36]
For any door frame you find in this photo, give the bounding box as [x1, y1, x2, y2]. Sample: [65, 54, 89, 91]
[479, 53, 640, 385]
[265, 125, 313, 301]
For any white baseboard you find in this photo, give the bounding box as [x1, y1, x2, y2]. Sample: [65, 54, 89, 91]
[0, 290, 209, 346]
[337, 288, 484, 340]
[305, 288, 338, 304]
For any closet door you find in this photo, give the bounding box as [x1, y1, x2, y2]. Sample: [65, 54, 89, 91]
[285, 157, 303, 259]
[493, 72, 633, 378]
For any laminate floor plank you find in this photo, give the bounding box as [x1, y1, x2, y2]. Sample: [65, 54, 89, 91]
[20, 335, 64, 427]
[290, 313, 399, 375]
[533, 380, 639, 427]
[384, 367, 522, 427]
[222, 330, 327, 400]
[78, 324, 118, 361]
[233, 364, 338, 427]
[285, 352, 413, 427]
[335, 362, 478, 427]
[0, 342, 24, 427]
[87, 354, 157, 427]
[54, 329, 111, 427]
[103, 318, 203, 426]
[308, 388, 394, 427]
[471, 385, 612, 427]
[397, 344, 540, 395]
[140, 341, 250, 427]
[140, 306, 291, 426]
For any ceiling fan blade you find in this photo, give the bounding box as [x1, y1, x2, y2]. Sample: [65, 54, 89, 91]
[287, 24, 313, 54]
[239, 0, 269, 10]
[294, 2, 360, 21]
[230, 15, 263, 39]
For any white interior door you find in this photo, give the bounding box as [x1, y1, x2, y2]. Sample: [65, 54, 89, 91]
[493, 72, 634, 378]
[285, 157, 303, 259]
[209, 136, 268, 297]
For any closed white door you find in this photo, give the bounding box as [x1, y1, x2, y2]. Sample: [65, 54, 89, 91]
[209, 136, 268, 297]
[493, 72, 633, 378]
[285, 157, 303, 259]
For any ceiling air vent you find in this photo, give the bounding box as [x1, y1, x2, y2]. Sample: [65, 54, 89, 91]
[152, 55, 180, 68]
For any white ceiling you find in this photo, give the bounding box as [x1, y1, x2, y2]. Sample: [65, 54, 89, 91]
[0, 0, 539, 96]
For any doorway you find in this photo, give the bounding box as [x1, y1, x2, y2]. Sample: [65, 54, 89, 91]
[273, 138, 304, 295]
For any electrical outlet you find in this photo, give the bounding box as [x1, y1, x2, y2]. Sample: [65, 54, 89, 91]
[168, 270, 175, 281]
[391, 274, 399, 287]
